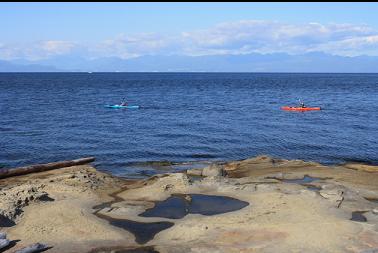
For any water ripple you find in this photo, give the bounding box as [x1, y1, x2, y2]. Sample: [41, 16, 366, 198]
[1, 73, 378, 176]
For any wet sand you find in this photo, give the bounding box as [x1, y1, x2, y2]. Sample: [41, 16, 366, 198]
[1, 156, 378, 252]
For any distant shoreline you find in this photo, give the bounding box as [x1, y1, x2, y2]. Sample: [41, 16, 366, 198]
[2, 71, 378, 74]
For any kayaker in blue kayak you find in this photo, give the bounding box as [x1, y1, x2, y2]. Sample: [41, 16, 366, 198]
[120, 99, 128, 106]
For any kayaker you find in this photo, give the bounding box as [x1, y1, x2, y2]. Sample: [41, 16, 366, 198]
[299, 100, 306, 108]
[120, 99, 127, 106]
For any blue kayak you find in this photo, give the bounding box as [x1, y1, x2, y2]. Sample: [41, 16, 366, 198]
[105, 105, 140, 109]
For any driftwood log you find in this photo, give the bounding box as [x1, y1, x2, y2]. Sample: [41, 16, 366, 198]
[0, 157, 95, 179]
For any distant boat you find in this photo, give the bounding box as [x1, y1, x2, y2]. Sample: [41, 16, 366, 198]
[87, 71, 92, 73]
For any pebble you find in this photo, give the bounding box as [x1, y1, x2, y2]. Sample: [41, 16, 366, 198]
[14, 242, 49, 253]
[0, 239, 10, 250]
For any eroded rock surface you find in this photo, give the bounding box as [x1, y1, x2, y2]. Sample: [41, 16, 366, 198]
[0, 184, 49, 222]
[1, 156, 378, 253]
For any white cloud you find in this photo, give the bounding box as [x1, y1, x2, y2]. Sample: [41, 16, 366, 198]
[94, 33, 177, 59]
[0, 40, 78, 60]
[310, 35, 378, 56]
[180, 20, 378, 56]
[1, 20, 378, 60]
[97, 20, 378, 58]
[39, 41, 76, 54]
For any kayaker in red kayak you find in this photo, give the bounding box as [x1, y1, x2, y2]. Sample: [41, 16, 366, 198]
[281, 100, 320, 111]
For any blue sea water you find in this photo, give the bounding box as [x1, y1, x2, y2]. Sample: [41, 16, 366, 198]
[0, 73, 377, 178]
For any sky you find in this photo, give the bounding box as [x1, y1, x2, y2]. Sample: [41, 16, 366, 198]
[2, 2, 378, 61]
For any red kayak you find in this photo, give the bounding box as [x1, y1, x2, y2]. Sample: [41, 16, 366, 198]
[281, 106, 321, 111]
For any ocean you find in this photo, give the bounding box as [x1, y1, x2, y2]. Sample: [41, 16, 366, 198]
[1, 73, 377, 178]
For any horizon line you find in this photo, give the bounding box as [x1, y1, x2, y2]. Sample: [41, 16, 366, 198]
[1, 71, 378, 74]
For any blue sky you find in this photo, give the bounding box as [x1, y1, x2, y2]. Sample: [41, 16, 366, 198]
[2, 2, 378, 60]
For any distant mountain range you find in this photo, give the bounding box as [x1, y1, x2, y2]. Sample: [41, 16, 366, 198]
[0, 60, 59, 72]
[1, 52, 378, 72]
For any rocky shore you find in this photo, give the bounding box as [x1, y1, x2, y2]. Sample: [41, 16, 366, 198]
[1, 156, 378, 253]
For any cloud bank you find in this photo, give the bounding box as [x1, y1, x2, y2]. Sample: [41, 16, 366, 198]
[1, 20, 378, 60]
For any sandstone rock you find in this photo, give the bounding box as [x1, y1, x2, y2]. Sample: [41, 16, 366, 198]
[164, 184, 174, 191]
[300, 189, 318, 198]
[186, 168, 203, 176]
[265, 172, 284, 180]
[343, 163, 378, 172]
[256, 183, 279, 192]
[319, 189, 344, 208]
[100, 205, 147, 218]
[2, 157, 378, 253]
[363, 212, 378, 224]
[172, 173, 190, 182]
[359, 249, 378, 253]
[0, 184, 50, 221]
[184, 195, 192, 202]
[224, 155, 275, 178]
[223, 155, 324, 178]
[202, 164, 224, 177]
[373, 209, 378, 215]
